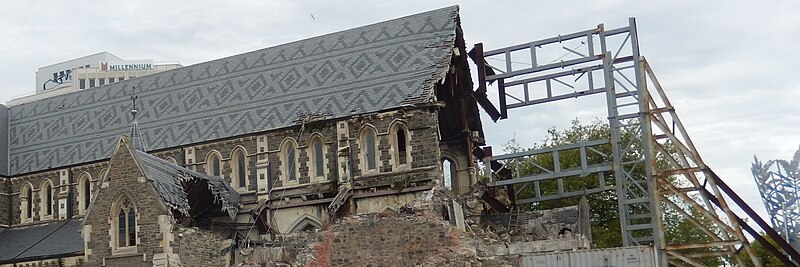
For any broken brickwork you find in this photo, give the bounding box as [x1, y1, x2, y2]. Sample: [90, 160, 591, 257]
[174, 227, 227, 266]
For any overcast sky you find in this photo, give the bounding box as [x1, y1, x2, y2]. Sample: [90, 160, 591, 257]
[1, 1, 798, 230]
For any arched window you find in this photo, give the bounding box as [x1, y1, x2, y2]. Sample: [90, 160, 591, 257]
[40, 180, 53, 218]
[281, 139, 298, 183]
[20, 183, 33, 222]
[27, 187, 33, 218]
[391, 124, 411, 167]
[114, 197, 137, 249]
[78, 173, 92, 214]
[310, 136, 326, 180]
[232, 148, 248, 190]
[206, 152, 222, 177]
[165, 157, 178, 165]
[442, 158, 455, 190]
[361, 128, 378, 172]
[396, 129, 407, 164]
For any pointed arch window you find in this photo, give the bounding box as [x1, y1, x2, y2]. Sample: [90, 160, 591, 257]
[40, 180, 53, 218]
[310, 136, 326, 180]
[115, 197, 137, 249]
[361, 128, 378, 172]
[397, 129, 407, 164]
[26, 187, 33, 219]
[20, 183, 33, 222]
[392, 124, 411, 167]
[79, 174, 92, 214]
[281, 139, 299, 183]
[207, 152, 221, 177]
[84, 180, 91, 209]
[232, 148, 248, 190]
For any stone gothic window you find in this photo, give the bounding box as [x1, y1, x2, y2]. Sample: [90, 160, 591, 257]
[40, 180, 53, 218]
[310, 136, 326, 180]
[206, 152, 222, 177]
[361, 128, 378, 172]
[397, 129, 407, 164]
[281, 139, 299, 183]
[392, 124, 411, 167]
[115, 197, 137, 249]
[20, 183, 33, 222]
[26, 187, 33, 218]
[79, 173, 92, 214]
[232, 148, 248, 190]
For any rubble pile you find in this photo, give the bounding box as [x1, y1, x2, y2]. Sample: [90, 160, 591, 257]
[237, 184, 590, 266]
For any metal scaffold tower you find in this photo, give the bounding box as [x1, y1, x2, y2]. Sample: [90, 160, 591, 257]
[752, 148, 800, 252]
[471, 18, 800, 266]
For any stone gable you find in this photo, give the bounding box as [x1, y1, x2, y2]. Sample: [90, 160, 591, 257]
[82, 138, 171, 266]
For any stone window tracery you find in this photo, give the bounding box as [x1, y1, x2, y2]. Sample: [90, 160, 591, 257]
[114, 197, 137, 250]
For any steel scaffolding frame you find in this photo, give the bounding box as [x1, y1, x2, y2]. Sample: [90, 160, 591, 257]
[752, 152, 800, 252]
[475, 18, 762, 266]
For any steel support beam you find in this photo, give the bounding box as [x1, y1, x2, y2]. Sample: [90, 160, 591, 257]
[484, 139, 613, 204]
[475, 18, 770, 266]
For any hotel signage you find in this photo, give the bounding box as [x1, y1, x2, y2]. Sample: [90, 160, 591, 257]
[100, 60, 154, 71]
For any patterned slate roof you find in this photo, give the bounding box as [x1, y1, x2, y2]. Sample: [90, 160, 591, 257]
[6, 6, 459, 175]
[134, 149, 240, 219]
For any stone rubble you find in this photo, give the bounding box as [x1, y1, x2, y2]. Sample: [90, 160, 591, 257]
[236, 185, 588, 266]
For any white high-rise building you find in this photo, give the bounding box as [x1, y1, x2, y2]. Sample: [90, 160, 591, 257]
[9, 52, 180, 106]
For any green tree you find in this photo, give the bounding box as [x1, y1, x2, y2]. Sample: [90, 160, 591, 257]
[741, 234, 784, 266]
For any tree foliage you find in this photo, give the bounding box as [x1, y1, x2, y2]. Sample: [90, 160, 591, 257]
[744, 234, 785, 266]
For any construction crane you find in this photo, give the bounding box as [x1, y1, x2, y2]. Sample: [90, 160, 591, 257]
[752, 147, 800, 252]
[470, 17, 800, 266]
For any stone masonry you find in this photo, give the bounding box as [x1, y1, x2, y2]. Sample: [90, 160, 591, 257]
[174, 227, 227, 267]
[305, 213, 481, 267]
[82, 139, 172, 267]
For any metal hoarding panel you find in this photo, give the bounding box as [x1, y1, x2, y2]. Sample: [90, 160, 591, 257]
[521, 246, 656, 267]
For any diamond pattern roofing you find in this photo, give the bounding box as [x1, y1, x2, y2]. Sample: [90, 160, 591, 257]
[5, 6, 459, 175]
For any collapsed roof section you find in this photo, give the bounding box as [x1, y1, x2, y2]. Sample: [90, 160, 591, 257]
[6, 6, 461, 175]
[134, 149, 240, 220]
[102, 136, 240, 221]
